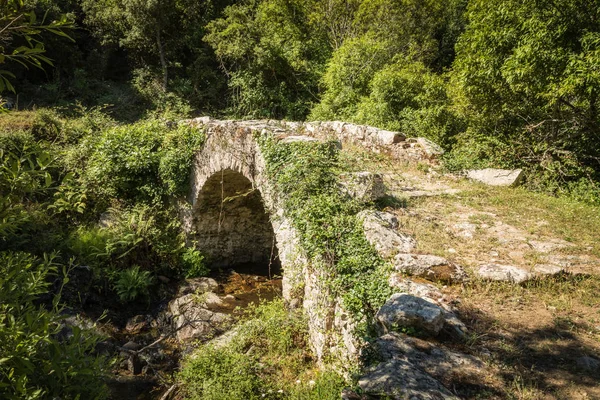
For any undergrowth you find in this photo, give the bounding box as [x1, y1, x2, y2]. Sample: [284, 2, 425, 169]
[179, 299, 346, 400]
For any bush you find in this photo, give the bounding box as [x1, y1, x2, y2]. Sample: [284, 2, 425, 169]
[114, 265, 154, 302]
[0, 252, 109, 399]
[82, 119, 205, 205]
[182, 248, 209, 278]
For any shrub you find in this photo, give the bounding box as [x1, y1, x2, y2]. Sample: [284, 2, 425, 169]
[31, 108, 63, 141]
[82, 119, 205, 205]
[0, 252, 109, 399]
[182, 248, 209, 278]
[114, 265, 154, 302]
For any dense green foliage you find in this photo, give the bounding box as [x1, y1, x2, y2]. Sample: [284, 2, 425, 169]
[0, 252, 109, 399]
[449, 0, 600, 199]
[179, 299, 346, 400]
[0, 110, 207, 397]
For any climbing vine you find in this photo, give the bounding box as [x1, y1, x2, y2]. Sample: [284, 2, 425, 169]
[257, 135, 392, 330]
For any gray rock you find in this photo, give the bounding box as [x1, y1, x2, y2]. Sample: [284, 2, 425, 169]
[280, 135, 320, 143]
[359, 211, 416, 258]
[369, 332, 487, 395]
[576, 356, 600, 371]
[466, 168, 524, 186]
[339, 172, 387, 202]
[177, 277, 219, 296]
[122, 341, 142, 351]
[417, 137, 445, 158]
[386, 277, 468, 340]
[393, 254, 467, 283]
[168, 294, 232, 342]
[376, 294, 446, 336]
[126, 315, 150, 333]
[476, 264, 530, 283]
[358, 359, 459, 400]
[375, 130, 405, 146]
[475, 263, 565, 284]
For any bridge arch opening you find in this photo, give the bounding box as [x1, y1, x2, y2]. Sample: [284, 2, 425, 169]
[193, 169, 281, 277]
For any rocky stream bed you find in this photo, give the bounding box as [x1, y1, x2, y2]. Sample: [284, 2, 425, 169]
[62, 265, 282, 400]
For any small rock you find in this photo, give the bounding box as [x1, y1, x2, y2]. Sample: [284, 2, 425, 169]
[339, 172, 386, 202]
[375, 294, 445, 336]
[466, 168, 523, 187]
[528, 240, 572, 253]
[168, 293, 232, 342]
[122, 341, 142, 351]
[576, 356, 600, 371]
[201, 292, 226, 310]
[177, 277, 219, 296]
[392, 254, 467, 283]
[453, 222, 477, 238]
[340, 388, 366, 400]
[476, 264, 530, 283]
[158, 275, 171, 284]
[359, 211, 416, 258]
[126, 315, 150, 333]
[476, 263, 565, 284]
[416, 137, 445, 157]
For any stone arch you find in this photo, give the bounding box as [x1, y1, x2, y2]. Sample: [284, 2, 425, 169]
[185, 125, 303, 293]
[193, 168, 281, 275]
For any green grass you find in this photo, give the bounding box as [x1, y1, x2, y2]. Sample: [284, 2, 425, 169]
[460, 186, 600, 256]
[178, 299, 346, 400]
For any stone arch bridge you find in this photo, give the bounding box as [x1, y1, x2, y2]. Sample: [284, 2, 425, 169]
[180, 117, 428, 362]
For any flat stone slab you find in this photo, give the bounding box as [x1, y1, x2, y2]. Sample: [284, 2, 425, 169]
[359, 359, 459, 400]
[393, 253, 467, 283]
[466, 168, 523, 186]
[475, 263, 565, 284]
[279, 135, 320, 143]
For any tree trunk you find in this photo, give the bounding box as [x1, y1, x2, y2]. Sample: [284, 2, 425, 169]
[156, 30, 168, 91]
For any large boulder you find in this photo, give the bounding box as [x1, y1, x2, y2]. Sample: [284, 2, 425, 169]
[358, 359, 459, 400]
[388, 277, 467, 340]
[393, 254, 467, 283]
[466, 168, 523, 186]
[359, 211, 416, 258]
[358, 332, 487, 399]
[375, 294, 446, 336]
[168, 294, 232, 342]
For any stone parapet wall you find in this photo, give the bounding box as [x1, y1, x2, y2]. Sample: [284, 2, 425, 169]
[184, 117, 444, 162]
